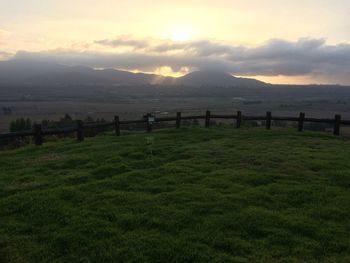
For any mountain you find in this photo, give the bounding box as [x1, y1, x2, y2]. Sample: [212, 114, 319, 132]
[0, 60, 173, 85]
[0, 59, 266, 87]
[0, 59, 69, 83]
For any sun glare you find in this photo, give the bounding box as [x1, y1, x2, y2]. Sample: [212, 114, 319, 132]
[170, 29, 192, 42]
[159, 21, 198, 42]
[171, 31, 191, 41]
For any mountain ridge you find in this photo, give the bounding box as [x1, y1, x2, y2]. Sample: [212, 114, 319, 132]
[0, 59, 267, 87]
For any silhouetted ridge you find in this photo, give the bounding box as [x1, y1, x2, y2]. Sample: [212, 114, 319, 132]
[0, 59, 267, 87]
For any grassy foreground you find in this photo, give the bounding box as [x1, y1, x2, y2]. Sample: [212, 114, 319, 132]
[0, 127, 350, 262]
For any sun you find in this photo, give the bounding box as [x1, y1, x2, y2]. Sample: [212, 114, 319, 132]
[170, 28, 193, 42]
[158, 22, 199, 42]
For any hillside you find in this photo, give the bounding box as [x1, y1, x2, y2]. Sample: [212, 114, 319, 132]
[1, 127, 350, 262]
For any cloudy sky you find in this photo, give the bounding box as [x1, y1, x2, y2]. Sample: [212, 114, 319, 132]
[1, 0, 350, 84]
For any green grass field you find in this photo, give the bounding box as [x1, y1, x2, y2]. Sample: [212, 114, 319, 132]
[1, 127, 350, 262]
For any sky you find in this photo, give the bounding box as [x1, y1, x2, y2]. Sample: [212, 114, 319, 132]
[0, 0, 350, 84]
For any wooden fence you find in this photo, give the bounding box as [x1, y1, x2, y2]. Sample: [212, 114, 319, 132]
[1, 111, 349, 146]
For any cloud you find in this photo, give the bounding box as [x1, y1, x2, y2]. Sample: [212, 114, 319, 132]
[11, 36, 350, 84]
[0, 51, 13, 60]
[94, 36, 149, 50]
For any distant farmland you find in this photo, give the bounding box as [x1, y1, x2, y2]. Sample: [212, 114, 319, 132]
[2, 84, 350, 133]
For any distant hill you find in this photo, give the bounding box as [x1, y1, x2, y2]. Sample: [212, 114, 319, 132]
[0, 60, 172, 86]
[0, 59, 267, 87]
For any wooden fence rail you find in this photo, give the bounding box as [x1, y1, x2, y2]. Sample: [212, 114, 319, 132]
[1, 111, 349, 145]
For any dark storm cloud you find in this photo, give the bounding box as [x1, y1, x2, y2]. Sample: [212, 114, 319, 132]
[13, 37, 350, 82]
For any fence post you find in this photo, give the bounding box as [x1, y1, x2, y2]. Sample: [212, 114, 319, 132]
[298, 112, 305, 132]
[176, 112, 181, 129]
[76, 120, 84, 141]
[146, 114, 152, 133]
[33, 124, 43, 146]
[334, 114, 341, 136]
[236, 111, 242, 128]
[266, 111, 272, 130]
[114, 116, 120, 136]
[205, 110, 211, 128]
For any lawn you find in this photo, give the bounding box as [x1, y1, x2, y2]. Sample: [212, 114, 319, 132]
[0, 126, 350, 262]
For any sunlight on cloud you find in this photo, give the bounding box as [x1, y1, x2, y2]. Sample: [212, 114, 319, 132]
[130, 66, 190, 78]
[154, 66, 190, 77]
[0, 52, 13, 61]
[241, 75, 319, 85]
